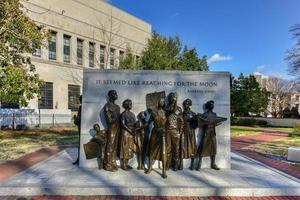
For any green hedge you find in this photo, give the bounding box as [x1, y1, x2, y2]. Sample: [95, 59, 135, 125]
[231, 117, 268, 126]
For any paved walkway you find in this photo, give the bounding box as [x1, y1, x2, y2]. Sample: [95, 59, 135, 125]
[1, 129, 300, 198]
[0, 146, 64, 181]
[231, 130, 300, 179]
[1, 148, 300, 197]
[0, 196, 299, 200]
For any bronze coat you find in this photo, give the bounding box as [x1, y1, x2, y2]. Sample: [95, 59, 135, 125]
[199, 111, 217, 158]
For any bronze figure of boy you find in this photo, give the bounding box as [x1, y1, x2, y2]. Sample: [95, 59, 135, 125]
[93, 124, 107, 169]
[135, 111, 148, 170]
[165, 92, 183, 171]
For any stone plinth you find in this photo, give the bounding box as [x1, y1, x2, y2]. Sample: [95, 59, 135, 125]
[288, 147, 300, 162]
[79, 69, 231, 169]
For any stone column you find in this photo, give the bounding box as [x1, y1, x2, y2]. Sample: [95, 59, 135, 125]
[95, 43, 100, 68]
[70, 35, 77, 66]
[56, 31, 63, 63]
[83, 40, 89, 68]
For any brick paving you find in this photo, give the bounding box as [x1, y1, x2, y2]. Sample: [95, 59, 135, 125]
[0, 196, 300, 200]
[0, 146, 64, 181]
[232, 130, 300, 179]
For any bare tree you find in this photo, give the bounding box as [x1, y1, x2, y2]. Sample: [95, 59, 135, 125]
[287, 24, 300, 77]
[265, 77, 296, 118]
[94, 8, 129, 69]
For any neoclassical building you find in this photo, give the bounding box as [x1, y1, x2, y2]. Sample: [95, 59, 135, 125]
[22, 0, 151, 111]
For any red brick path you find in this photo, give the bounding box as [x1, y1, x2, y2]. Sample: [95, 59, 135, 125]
[0, 196, 299, 200]
[232, 131, 300, 179]
[0, 146, 64, 181]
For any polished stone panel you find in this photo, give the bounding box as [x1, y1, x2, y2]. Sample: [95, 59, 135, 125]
[80, 70, 231, 169]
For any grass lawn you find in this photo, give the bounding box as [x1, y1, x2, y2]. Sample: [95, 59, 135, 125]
[0, 128, 79, 161]
[245, 135, 300, 158]
[231, 126, 263, 137]
[231, 126, 293, 137]
[232, 125, 300, 168]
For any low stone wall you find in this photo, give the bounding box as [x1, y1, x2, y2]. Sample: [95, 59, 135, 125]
[238, 117, 300, 127]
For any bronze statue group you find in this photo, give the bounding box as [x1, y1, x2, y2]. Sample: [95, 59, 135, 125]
[83, 90, 226, 178]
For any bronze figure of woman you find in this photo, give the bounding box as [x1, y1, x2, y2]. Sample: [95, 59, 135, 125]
[181, 99, 198, 170]
[119, 99, 136, 170]
[103, 90, 120, 172]
[146, 98, 168, 178]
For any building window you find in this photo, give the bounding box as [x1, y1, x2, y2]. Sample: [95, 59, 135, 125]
[296, 95, 299, 101]
[119, 50, 125, 65]
[110, 48, 115, 68]
[48, 32, 57, 60]
[100, 45, 106, 68]
[135, 55, 140, 65]
[39, 82, 53, 109]
[68, 84, 80, 111]
[89, 42, 95, 68]
[33, 45, 41, 57]
[77, 39, 83, 65]
[63, 35, 71, 63]
[287, 95, 292, 102]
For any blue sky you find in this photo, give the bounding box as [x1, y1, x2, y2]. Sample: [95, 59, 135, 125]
[109, 0, 300, 79]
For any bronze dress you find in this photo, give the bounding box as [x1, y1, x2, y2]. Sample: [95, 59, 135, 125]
[182, 110, 197, 159]
[148, 109, 168, 161]
[119, 111, 136, 160]
[103, 102, 120, 170]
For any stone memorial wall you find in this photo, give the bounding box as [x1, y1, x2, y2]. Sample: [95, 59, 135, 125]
[79, 69, 231, 169]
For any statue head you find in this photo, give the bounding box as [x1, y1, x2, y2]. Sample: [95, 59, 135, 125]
[168, 92, 178, 104]
[122, 99, 132, 110]
[108, 90, 118, 101]
[158, 98, 165, 109]
[205, 100, 214, 111]
[137, 111, 146, 121]
[183, 98, 192, 110]
[93, 123, 101, 132]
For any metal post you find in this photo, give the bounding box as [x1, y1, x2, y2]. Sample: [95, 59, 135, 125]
[38, 109, 41, 128]
[52, 113, 55, 128]
[12, 113, 15, 130]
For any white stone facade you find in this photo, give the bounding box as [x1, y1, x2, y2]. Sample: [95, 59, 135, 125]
[20, 0, 151, 110]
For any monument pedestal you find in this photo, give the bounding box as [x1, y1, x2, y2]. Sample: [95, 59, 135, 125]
[80, 70, 231, 170]
[1, 149, 300, 197]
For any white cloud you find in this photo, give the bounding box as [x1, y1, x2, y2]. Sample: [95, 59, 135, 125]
[254, 64, 293, 80]
[207, 53, 233, 64]
[169, 12, 180, 19]
[255, 64, 267, 73]
[100, 0, 112, 3]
